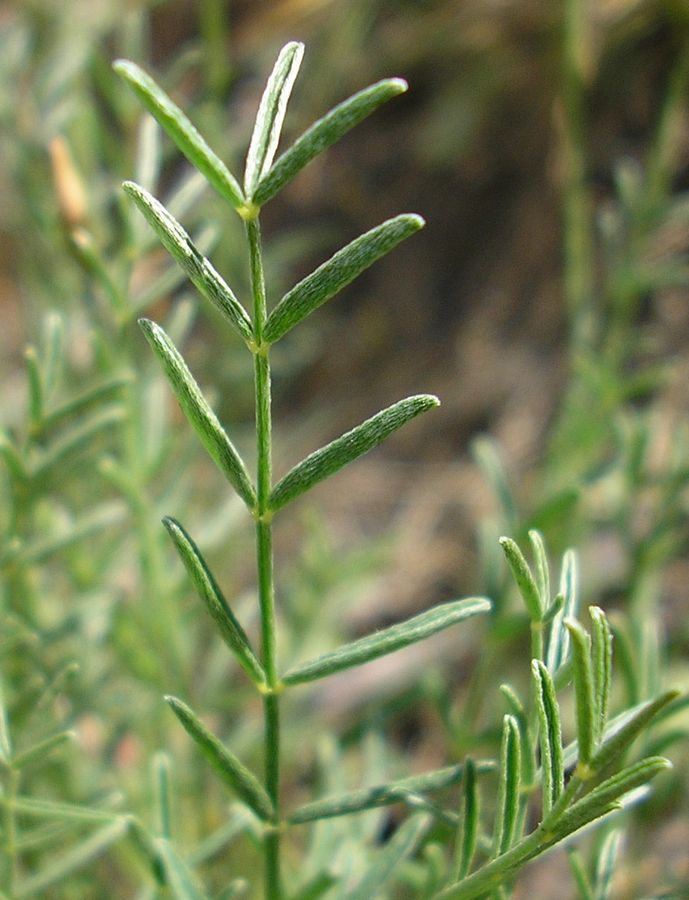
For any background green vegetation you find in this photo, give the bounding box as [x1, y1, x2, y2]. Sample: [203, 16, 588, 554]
[1, 1, 688, 897]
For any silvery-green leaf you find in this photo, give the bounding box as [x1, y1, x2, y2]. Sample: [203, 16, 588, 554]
[263, 214, 424, 343]
[282, 597, 490, 686]
[14, 819, 129, 898]
[139, 319, 256, 509]
[499, 537, 543, 622]
[547, 549, 578, 674]
[124, 183, 253, 342]
[163, 517, 264, 685]
[532, 660, 564, 814]
[593, 828, 623, 900]
[114, 61, 244, 209]
[552, 757, 671, 840]
[253, 78, 408, 206]
[528, 529, 550, 611]
[270, 394, 439, 512]
[8, 797, 119, 824]
[244, 42, 304, 198]
[156, 838, 210, 900]
[11, 732, 74, 771]
[566, 618, 596, 766]
[288, 760, 494, 824]
[347, 814, 431, 900]
[453, 758, 479, 881]
[165, 696, 273, 821]
[491, 716, 521, 858]
[590, 606, 613, 744]
[589, 690, 680, 772]
[0, 679, 11, 762]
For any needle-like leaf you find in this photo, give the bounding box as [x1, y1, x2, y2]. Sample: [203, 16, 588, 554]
[165, 696, 273, 821]
[124, 183, 253, 343]
[552, 757, 671, 840]
[547, 548, 578, 673]
[269, 394, 439, 512]
[499, 537, 543, 622]
[14, 819, 129, 898]
[244, 42, 304, 198]
[163, 517, 265, 685]
[6, 798, 119, 824]
[453, 758, 479, 881]
[31, 407, 124, 481]
[153, 752, 172, 840]
[263, 214, 424, 343]
[528, 529, 550, 611]
[347, 814, 431, 900]
[491, 716, 522, 857]
[139, 319, 256, 509]
[0, 679, 12, 762]
[156, 838, 210, 900]
[594, 828, 623, 900]
[532, 660, 564, 814]
[113, 61, 244, 209]
[590, 606, 613, 744]
[252, 78, 408, 206]
[11, 732, 75, 771]
[287, 760, 495, 824]
[589, 690, 680, 773]
[566, 618, 596, 767]
[282, 597, 490, 686]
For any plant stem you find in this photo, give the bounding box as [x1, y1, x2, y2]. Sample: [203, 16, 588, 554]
[561, 0, 596, 354]
[246, 216, 282, 899]
[1, 767, 19, 893]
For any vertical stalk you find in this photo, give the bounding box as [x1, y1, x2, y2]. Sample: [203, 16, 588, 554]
[1, 767, 20, 892]
[245, 216, 282, 899]
[561, 0, 596, 354]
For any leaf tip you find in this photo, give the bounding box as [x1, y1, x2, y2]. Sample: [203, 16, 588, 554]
[112, 58, 133, 77]
[121, 179, 142, 200]
[283, 39, 306, 55]
[161, 515, 179, 534]
[137, 317, 155, 337]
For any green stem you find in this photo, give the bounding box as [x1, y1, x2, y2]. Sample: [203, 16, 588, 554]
[246, 217, 282, 900]
[561, 0, 596, 354]
[438, 771, 585, 899]
[530, 621, 544, 664]
[1, 767, 20, 893]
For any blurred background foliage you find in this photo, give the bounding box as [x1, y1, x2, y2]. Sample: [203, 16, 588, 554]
[1, 0, 689, 896]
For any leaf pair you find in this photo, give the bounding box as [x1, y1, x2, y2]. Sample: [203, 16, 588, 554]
[115, 45, 407, 214]
[126, 180, 423, 349]
[169, 511, 489, 690]
[141, 311, 440, 514]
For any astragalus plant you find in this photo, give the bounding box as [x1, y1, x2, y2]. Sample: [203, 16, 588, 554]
[114, 42, 680, 899]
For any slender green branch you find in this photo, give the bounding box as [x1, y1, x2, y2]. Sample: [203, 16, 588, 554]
[245, 216, 282, 899]
[1, 766, 20, 892]
[561, 0, 596, 353]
